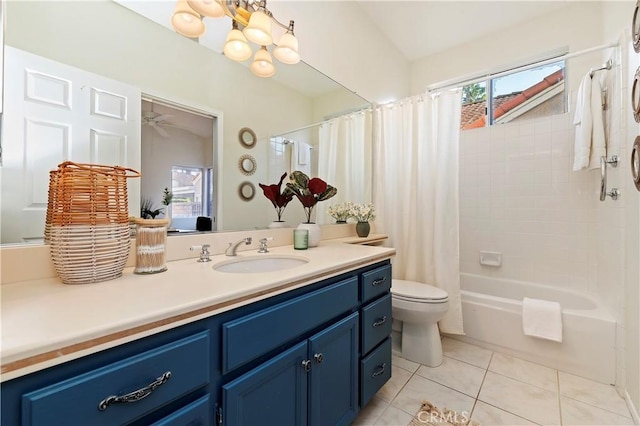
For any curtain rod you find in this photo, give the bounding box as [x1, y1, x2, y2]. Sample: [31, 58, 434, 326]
[274, 105, 372, 136]
[427, 41, 619, 94]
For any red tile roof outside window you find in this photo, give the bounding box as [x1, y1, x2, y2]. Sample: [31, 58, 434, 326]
[460, 69, 564, 130]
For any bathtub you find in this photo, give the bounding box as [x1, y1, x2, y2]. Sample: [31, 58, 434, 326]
[450, 273, 617, 384]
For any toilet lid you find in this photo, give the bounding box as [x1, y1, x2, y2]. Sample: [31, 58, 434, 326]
[392, 279, 448, 302]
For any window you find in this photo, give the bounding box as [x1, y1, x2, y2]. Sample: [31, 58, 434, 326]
[461, 60, 566, 130]
[170, 166, 213, 221]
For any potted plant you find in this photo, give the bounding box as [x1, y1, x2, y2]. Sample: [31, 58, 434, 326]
[259, 172, 294, 228]
[285, 171, 337, 246]
[348, 202, 376, 237]
[140, 197, 164, 219]
[327, 201, 353, 223]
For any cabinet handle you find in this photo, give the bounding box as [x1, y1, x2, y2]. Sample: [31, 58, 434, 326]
[98, 371, 171, 411]
[301, 360, 312, 372]
[372, 316, 387, 327]
[314, 353, 324, 364]
[371, 363, 386, 378]
[372, 277, 387, 286]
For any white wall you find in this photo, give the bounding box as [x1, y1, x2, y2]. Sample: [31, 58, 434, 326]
[438, 1, 636, 396]
[410, 2, 605, 93]
[268, 1, 411, 103]
[602, 0, 640, 417]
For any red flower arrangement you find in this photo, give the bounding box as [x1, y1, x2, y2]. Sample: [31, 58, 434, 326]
[258, 172, 294, 222]
[285, 171, 337, 223]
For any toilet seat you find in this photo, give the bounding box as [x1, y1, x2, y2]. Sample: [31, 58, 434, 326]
[392, 279, 448, 304]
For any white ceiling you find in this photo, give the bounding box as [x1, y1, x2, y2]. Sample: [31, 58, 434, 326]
[356, 1, 572, 61]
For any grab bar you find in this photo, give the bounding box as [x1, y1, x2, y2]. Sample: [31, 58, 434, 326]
[600, 155, 620, 201]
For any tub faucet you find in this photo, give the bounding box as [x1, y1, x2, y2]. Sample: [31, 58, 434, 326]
[226, 237, 252, 256]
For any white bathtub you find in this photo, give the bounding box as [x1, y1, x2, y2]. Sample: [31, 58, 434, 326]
[450, 273, 617, 384]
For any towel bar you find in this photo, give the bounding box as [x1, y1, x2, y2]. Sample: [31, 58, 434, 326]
[600, 155, 620, 201]
[589, 59, 613, 78]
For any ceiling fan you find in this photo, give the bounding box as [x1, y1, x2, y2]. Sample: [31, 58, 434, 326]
[142, 112, 174, 137]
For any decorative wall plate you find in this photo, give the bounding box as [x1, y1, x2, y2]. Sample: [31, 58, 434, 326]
[632, 136, 640, 191]
[632, 67, 640, 123]
[238, 181, 255, 201]
[238, 127, 257, 148]
[238, 154, 257, 176]
[634, 1, 640, 52]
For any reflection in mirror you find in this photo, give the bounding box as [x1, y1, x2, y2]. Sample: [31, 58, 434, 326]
[1, 0, 370, 244]
[239, 127, 257, 148]
[238, 182, 256, 201]
[267, 107, 373, 226]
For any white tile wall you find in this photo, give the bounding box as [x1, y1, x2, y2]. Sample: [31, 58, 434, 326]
[459, 52, 626, 322]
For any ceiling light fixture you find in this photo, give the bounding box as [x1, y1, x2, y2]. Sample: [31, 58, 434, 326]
[171, 0, 300, 78]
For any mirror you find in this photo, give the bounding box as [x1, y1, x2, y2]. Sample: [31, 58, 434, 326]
[1, 0, 369, 244]
[239, 155, 257, 176]
[239, 127, 257, 149]
[238, 182, 256, 201]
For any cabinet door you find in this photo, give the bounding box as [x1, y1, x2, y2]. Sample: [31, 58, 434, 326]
[308, 312, 359, 426]
[223, 341, 308, 426]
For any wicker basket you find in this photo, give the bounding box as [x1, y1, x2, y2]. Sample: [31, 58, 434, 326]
[45, 162, 141, 284]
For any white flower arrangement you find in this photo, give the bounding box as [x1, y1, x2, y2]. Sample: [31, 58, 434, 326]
[327, 201, 353, 222]
[348, 202, 376, 222]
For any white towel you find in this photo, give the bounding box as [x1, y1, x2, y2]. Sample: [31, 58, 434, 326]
[522, 297, 563, 342]
[289, 141, 311, 175]
[298, 142, 311, 165]
[573, 73, 606, 171]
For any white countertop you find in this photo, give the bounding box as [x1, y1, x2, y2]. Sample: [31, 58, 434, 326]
[1, 240, 395, 381]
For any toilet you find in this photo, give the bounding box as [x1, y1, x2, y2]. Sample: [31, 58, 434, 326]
[391, 279, 449, 367]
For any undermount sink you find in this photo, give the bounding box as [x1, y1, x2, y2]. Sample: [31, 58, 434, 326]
[213, 255, 309, 274]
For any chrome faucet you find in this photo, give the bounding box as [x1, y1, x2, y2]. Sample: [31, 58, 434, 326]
[190, 244, 211, 262]
[225, 237, 252, 256]
[258, 237, 274, 253]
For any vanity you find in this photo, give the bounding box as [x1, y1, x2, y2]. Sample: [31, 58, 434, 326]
[0, 241, 394, 425]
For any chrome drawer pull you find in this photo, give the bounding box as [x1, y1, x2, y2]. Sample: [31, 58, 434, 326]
[372, 363, 386, 378]
[301, 360, 312, 372]
[372, 316, 387, 328]
[98, 371, 171, 411]
[314, 353, 324, 364]
[371, 277, 387, 286]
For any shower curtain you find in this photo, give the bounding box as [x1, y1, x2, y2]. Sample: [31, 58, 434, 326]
[373, 90, 464, 334]
[316, 110, 373, 224]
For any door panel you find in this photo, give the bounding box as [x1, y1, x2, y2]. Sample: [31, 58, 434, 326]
[308, 312, 359, 426]
[2, 46, 141, 243]
[223, 341, 308, 426]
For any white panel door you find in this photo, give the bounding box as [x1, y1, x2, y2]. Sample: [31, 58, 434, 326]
[1, 47, 141, 243]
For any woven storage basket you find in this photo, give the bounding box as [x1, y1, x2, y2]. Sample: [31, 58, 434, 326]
[45, 162, 141, 284]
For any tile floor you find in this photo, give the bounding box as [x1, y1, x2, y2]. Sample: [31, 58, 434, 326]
[353, 337, 635, 426]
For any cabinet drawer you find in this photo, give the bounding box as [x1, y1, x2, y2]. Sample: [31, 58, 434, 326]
[151, 395, 210, 426]
[360, 337, 391, 407]
[361, 294, 392, 355]
[223, 277, 358, 374]
[22, 331, 210, 426]
[361, 265, 391, 303]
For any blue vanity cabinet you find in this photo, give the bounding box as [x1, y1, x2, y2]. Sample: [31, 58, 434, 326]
[1, 259, 393, 426]
[222, 312, 358, 426]
[2, 328, 215, 426]
[220, 277, 360, 426]
[359, 263, 393, 407]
